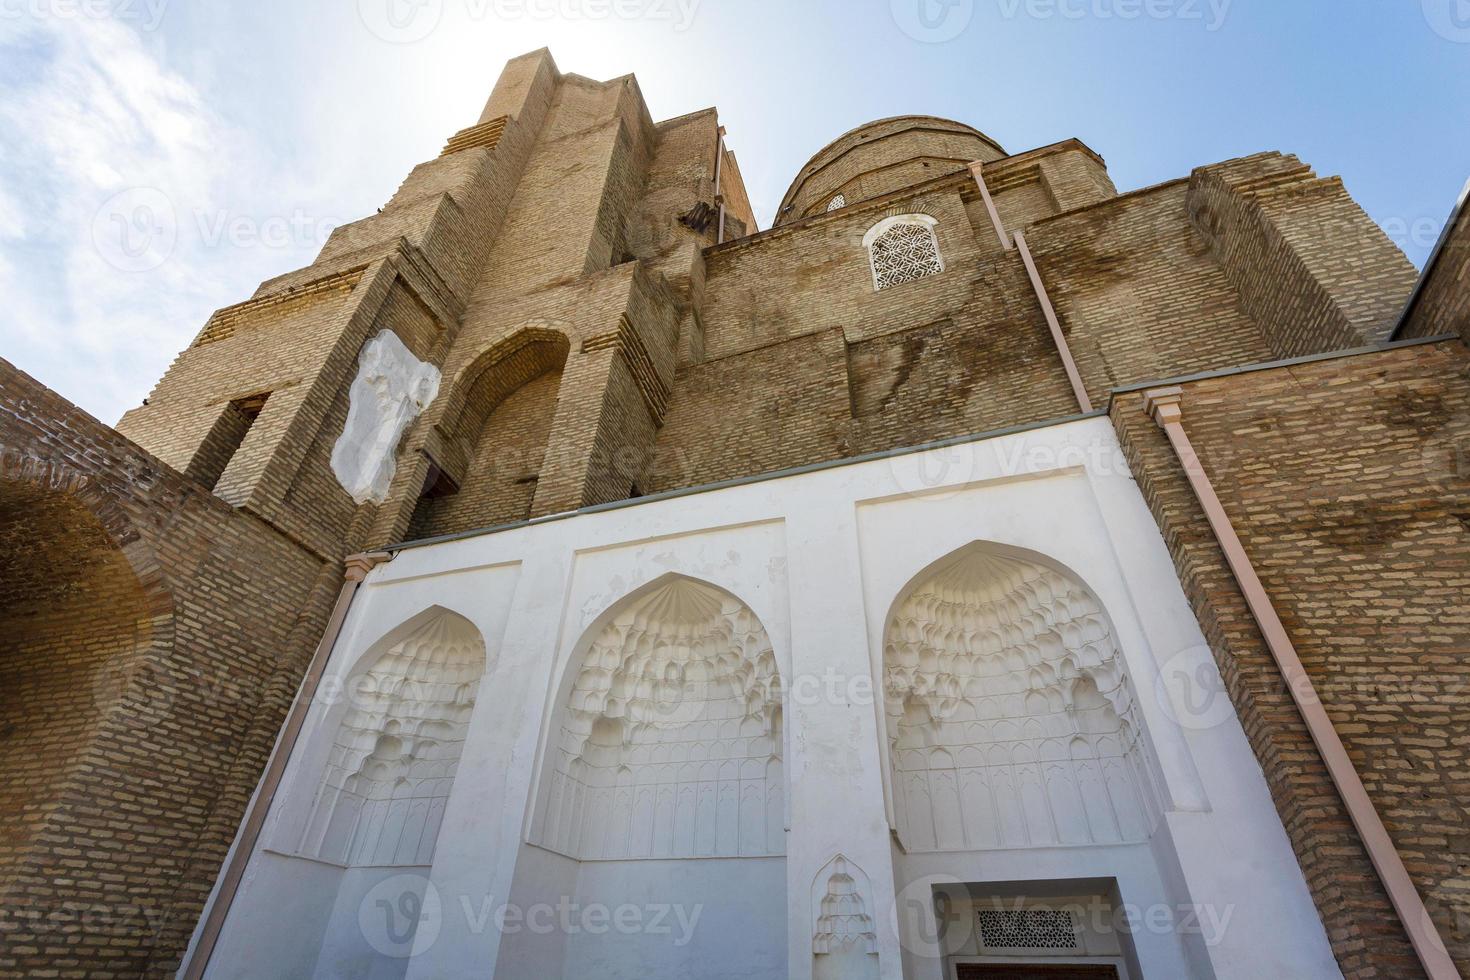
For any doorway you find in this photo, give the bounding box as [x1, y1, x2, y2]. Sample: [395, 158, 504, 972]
[956, 965, 1121, 979]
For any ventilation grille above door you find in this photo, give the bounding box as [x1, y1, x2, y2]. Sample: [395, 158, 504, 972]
[975, 908, 1083, 953]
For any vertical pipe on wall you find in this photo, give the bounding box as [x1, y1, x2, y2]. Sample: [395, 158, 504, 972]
[1142, 385, 1460, 980]
[1015, 230, 1094, 414]
[972, 158, 1093, 415]
[179, 550, 393, 980]
[967, 160, 1013, 252]
[714, 126, 727, 245]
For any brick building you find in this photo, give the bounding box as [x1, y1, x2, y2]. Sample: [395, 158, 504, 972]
[1, 48, 1467, 979]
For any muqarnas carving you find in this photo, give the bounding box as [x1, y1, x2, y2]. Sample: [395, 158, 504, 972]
[299, 609, 485, 866]
[536, 577, 784, 860]
[812, 855, 879, 980]
[884, 547, 1163, 852]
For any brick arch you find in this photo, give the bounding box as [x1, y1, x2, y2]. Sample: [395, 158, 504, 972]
[0, 452, 179, 940]
[0, 450, 174, 630]
[437, 326, 571, 444]
[408, 326, 572, 538]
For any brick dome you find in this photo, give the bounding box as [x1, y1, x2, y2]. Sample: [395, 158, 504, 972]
[775, 115, 1005, 224]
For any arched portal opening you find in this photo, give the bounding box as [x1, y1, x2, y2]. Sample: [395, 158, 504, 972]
[209, 606, 488, 979]
[297, 607, 486, 867]
[534, 576, 785, 859]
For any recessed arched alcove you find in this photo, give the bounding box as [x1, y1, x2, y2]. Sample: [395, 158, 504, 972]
[296, 606, 487, 867]
[0, 475, 168, 891]
[409, 330, 569, 539]
[505, 574, 788, 980]
[210, 605, 489, 980]
[881, 543, 1165, 853]
[532, 574, 785, 859]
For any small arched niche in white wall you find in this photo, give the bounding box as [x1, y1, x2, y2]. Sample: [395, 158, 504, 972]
[298, 607, 486, 867]
[882, 545, 1164, 853]
[533, 575, 785, 860]
[812, 854, 879, 980]
[863, 213, 944, 291]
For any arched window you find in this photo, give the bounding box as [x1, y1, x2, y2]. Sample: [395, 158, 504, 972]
[826, 194, 846, 212]
[863, 214, 944, 291]
[883, 546, 1163, 852]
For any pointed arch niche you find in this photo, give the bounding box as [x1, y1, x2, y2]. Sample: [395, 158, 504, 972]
[882, 545, 1164, 852]
[296, 607, 487, 867]
[812, 854, 879, 980]
[531, 575, 786, 861]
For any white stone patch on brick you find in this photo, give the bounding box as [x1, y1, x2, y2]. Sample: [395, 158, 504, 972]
[331, 330, 440, 505]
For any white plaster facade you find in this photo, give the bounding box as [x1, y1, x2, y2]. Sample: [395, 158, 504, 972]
[195, 416, 1343, 980]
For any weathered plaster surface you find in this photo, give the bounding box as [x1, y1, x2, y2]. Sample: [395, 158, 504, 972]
[331, 331, 441, 505]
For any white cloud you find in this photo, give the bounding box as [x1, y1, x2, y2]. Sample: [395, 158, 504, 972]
[0, 14, 331, 423]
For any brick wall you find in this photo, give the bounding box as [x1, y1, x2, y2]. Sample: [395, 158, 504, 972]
[1111, 340, 1470, 977]
[0, 359, 333, 977]
[1400, 187, 1470, 346]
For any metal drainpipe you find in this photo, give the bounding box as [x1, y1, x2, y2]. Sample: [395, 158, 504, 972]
[714, 126, 727, 245]
[1015, 230, 1093, 414]
[180, 550, 393, 980]
[968, 159, 1092, 414]
[967, 160, 1013, 252]
[1142, 385, 1460, 980]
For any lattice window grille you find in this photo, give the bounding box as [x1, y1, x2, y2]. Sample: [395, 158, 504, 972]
[869, 221, 943, 290]
[975, 909, 1082, 953]
[826, 194, 846, 212]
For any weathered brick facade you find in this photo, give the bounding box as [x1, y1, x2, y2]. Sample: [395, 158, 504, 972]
[1111, 340, 1470, 976]
[0, 365, 335, 976]
[1, 46, 1466, 978]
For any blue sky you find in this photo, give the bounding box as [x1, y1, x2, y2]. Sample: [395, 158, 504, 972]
[1, 0, 1467, 423]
